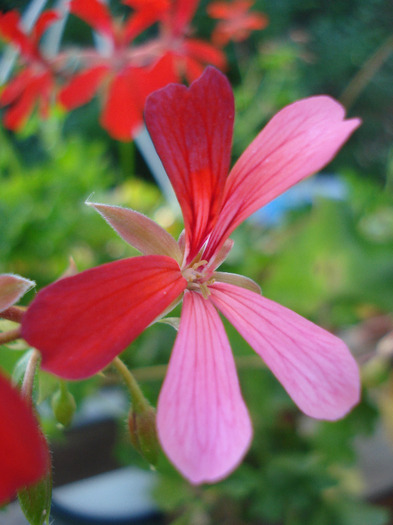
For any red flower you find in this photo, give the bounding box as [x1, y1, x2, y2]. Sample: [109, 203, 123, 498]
[0, 274, 48, 503]
[208, 0, 268, 46]
[58, 0, 175, 140]
[0, 10, 58, 130]
[22, 68, 360, 483]
[156, 0, 226, 82]
[0, 373, 49, 505]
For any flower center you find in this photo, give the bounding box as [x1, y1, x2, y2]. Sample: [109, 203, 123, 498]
[182, 260, 215, 299]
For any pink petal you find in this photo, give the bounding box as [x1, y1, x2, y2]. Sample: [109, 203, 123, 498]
[205, 96, 361, 259]
[157, 290, 252, 484]
[145, 67, 234, 263]
[87, 201, 183, 263]
[0, 274, 35, 312]
[0, 372, 49, 505]
[22, 256, 187, 379]
[210, 283, 360, 421]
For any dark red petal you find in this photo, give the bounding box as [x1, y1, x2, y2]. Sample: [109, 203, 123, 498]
[145, 66, 233, 263]
[59, 66, 109, 110]
[0, 372, 49, 505]
[22, 256, 186, 380]
[70, 0, 114, 37]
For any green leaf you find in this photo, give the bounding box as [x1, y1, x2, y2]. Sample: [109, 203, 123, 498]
[18, 469, 52, 525]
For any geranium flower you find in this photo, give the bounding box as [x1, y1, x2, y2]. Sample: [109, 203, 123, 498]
[22, 67, 361, 484]
[156, 0, 226, 82]
[208, 0, 268, 47]
[0, 9, 58, 130]
[0, 274, 49, 503]
[59, 0, 176, 140]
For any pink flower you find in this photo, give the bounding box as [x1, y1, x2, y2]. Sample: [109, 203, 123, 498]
[22, 67, 361, 484]
[0, 274, 49, 503]
[0, 10, 58, 130]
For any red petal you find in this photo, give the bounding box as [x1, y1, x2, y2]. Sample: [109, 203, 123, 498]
[32, 10, 59, 43]
[0, 372, 49, 505]
[167, 0, 199, 36]
[0, 70, 32, 106]
[21, 256, 186, 379]
[70, 0, 114, 38]
[0, 11, 32, 56]
[183, 39, 227, 69]
[123, 0, 170, 42]
[145, 66, 234, 263]
[58, 66, 109, 110]
[101, 56, 176, 140]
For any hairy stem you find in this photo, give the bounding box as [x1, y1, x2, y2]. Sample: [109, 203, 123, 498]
[112, 357, 151, 412]
[0, 327, 22, 345]
[0, 305, 26, 323]
[21, 349, 41, 402]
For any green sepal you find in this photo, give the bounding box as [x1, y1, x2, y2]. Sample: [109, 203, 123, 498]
[128, 405, 160, 466]
[51, 381, 76, 427]
[18, 468, 52, 525]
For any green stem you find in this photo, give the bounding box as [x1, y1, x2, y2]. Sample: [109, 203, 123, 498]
[130, 355, 265, 383]
[112, 357, 150, 412]
[340, 34, 393, 110]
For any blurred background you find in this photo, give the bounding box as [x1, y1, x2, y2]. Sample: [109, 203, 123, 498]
[0, 0, 393, 524]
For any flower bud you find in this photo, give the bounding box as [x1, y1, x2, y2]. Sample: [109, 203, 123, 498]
[128, 404, 160, 466]
[51, 383, 76, 427]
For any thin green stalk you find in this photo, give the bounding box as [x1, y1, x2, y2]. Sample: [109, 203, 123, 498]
[112, 357, 150, 412]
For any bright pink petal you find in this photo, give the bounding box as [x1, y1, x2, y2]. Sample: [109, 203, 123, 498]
[0, 372, 49, 505]
[0, 274, 35, 312]
[70, 0, 114, 38]
[157, 290, 252, 484]
[58, 65, 109, 110]
[145, 67, 234, 263]
[22, 256, 187, 380]
[205, 96, 361, 260]
[210, 283, 360, 421]
[88, 202, 183, 263]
